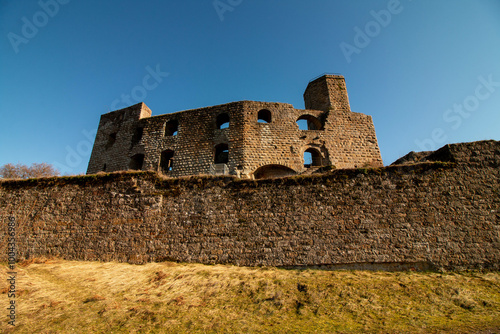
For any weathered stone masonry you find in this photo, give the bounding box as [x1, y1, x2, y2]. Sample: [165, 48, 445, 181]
[1, 141, 499, 270]
[86, 74, 383, 178]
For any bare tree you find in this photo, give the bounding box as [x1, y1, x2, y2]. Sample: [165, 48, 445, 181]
[0, 163, 60, 179]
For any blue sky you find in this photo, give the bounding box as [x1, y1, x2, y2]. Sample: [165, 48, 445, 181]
[1, 0, 499, 175]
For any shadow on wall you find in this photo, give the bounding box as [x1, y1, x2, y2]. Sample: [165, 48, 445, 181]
[253, 164, 297, 179]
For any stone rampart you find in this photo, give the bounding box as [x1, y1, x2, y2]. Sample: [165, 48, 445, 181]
[1, 141, 498, 270]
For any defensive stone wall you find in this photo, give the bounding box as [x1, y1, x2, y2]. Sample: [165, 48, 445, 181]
[1, 140, 498, 270]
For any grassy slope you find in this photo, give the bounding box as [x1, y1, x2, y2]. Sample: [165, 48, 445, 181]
[1, 259, 499, 333]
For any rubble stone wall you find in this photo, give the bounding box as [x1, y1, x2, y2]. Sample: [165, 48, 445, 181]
[2, 141, 498, 271]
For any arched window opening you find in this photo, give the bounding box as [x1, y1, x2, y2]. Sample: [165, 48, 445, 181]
[129, 154, 145, 170]
[132, 127, 143, 145]
[160, 150, 174, 173]
[103, 164, 107, 172]
[296, 119, 308, 130]
[214, 143, 229, 164]
[216, 113, 230, 129]
[258, 109, 272, 123]
[106, 132, 117, 149]
[165, 120, 179, 136]
[296, 115, 322, 130]
[304, 148, 322, 168]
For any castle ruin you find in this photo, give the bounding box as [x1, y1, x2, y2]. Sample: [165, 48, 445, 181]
[87, 74, 383, 178]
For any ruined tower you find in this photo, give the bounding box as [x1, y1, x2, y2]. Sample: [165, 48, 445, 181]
[304, 74, 351, 112]
[87, 74, 383, 178]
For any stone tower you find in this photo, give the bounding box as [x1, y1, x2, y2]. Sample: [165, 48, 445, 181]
[304, 74, 351, 112]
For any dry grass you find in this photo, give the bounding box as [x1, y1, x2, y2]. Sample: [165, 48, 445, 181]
[1, 259, 499, 333]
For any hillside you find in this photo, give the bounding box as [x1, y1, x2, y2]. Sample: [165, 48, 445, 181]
[1, 259, 499, 333]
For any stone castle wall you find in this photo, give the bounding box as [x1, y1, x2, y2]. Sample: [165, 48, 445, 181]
[1, 141, 499, 270]
[86, 75, 383, 178]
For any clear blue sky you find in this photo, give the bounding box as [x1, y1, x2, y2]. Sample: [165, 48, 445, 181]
[1, 0, 499, 175]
